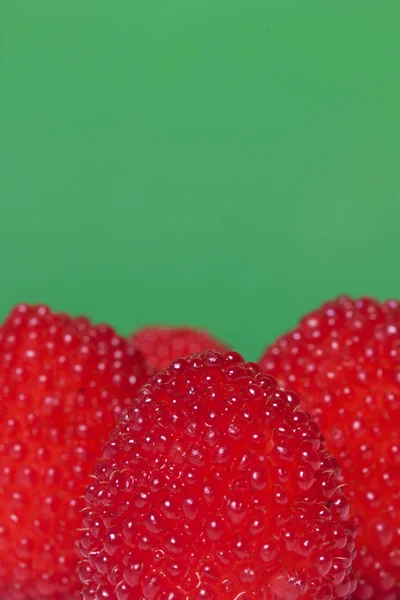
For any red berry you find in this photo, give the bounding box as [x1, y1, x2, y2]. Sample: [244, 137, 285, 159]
[81, 350, 355, 599]
[260, 296, 400, 599]
[130, 326, 228, 372]
[0, 304, 150, 599]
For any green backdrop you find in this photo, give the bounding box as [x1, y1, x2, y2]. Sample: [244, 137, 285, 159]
[1, 1, 399, 361]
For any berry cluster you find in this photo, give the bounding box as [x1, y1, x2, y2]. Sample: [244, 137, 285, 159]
[0, 305, 149, 599]
[0, 298, 398, 600]
[80, 352, 356, 599]
[260, 296, 400, 600]
[130, 326, 228, 372]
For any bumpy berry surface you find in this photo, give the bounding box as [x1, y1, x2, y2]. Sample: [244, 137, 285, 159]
[0, 304, 150, 600]
[80, 350, 356, 600]
[260, 296, 400, 600]
[130, 326, 228, 372]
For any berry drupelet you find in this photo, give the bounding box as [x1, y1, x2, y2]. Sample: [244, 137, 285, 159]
[260, 295, 400, 600]
[0, 304, 150, 600]
[80, 350, 356, 600]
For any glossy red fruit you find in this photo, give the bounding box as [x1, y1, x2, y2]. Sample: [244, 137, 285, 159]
[260, 296, 400, 600]
[0, 304, 150, 600]
[80, 350, 356, 599]
[130, 326, 228, 372]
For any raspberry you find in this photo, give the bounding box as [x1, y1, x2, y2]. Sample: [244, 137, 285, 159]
[0, 304, 150, 600]
[80, 350, 356, 599]
[259, 296, 400, 600]
[130, 326, 228, 372]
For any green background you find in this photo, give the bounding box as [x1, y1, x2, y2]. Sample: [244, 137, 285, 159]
[1, 1, 399, 361]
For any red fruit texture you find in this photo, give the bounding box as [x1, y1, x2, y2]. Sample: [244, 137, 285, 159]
[130, 326, 228, 372]
[80, 350, 356, 600]
[259, 296, 400, 600]
[0, 304, 150, 600]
